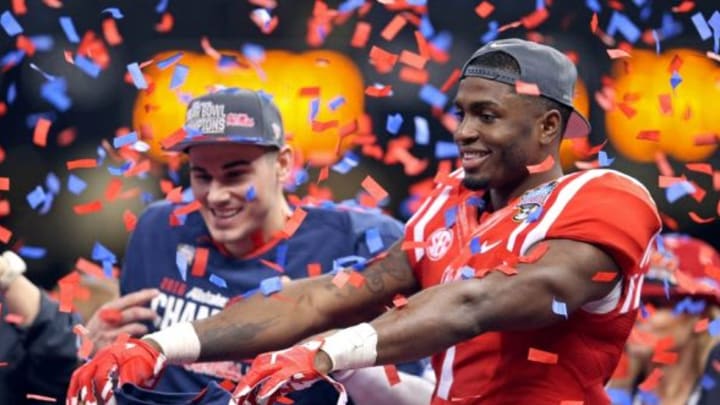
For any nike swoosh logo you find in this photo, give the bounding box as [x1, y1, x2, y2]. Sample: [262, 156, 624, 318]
[479, 240, 501, 253]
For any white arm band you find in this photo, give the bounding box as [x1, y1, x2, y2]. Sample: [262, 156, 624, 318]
[144, 322, 201, 364]
[321, 323, 378, 371]
[0, 251, 26, 291]
[337, 366, 434, 405]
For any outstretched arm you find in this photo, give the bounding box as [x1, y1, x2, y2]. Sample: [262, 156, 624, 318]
[190, 241, 419, 362]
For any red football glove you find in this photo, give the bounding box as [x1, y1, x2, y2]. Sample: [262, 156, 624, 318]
[233, 341, 347, 405]
[66, 338, 166, 405]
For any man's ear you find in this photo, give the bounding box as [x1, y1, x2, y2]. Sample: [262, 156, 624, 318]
[538, 109, 563, 146]
[275, 146, 294, 183]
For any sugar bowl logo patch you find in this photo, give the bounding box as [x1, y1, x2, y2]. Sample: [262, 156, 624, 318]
[512, 181, 557, 222]
[426, 228, 453, 261]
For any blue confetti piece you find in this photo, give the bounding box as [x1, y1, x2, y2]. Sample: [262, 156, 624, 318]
[102, 260, 113, 278]
[419, 84, 447, 109]
[101, 7, 124, 19]
[18, 246, 47, 259]
[30, 63, 56, 81]
[45, 172, 60, 195]
[665, 181, 695, 203]
[460, 266, 475, 280]
[467, 195, 486, 210]
[209, 274, 228, 288]
[670, 71, 682, 89]
[155, 0, 170, 13]
[430, 30, 452, 51]
[276, 242, 288, 268]
[663, 277, 671, 299]
[709, 11, 720, 53]
[156, 52, 183, 70]
[113, 132, 138, 148]
[660, 13, 684, 41]
[181, 187, 195, 203]
[75, 55, 101, 78]
[170, 64, 189, 89]
[607, 12, 641, 44]
[365, 227, 384, 254]
[535, 0, 545, 9]
[585, 0, 601, 12]
[175, 252, 187, 281]
[242, 43, 265, 62]
[701, 374, 716, 390]
[470, 238, 481, 254]
[414, 116, 429, 145]
[606, 388, 632, 405]
[25, 112, 56, 129]
[435, 141, 459, 159]
[92, 241, 117, 263]
[26, 186, 46, 209]
[526, 206, 543, 222]
[639, 4, 652, 21]
[328, 96, 346, 111]
[59, 16, 80, 43]
[691, 12, 712, 41]
[127, 62, 148, 89]
[29, 35, 54, 51]
[37, 193, 53, 215]
[444, 206, 457, 228]
[338, 0, 365, 13]
[687, 298, 706, 315]
[332, 255, 367, 272]
[7, 82, 16, 104]
[67, 174, 87, 195]
[41, 79, 72, 112]
[1, 10, 23, 36]
[386, 113, 403, 135]
[598, 151, 614, 167]
[632, 0, 647, 6]
[652, 30, 660, 54]
[1, 50, 25, 68]
[552, 297, 568, 319]
[480, 21, 499, 44]
[419, 15, 434, 38]
[259, 276, 283, 296]
[294, 168, 309, 186]
[640, 303, 650, 319]
[245, 185, 256, 201]
[407, 0, 426, 5]
[331, 152, 360, 175]
[637, 391, 659, 405]
[309, 98, 320, 122]
[107, 162, 132, 176]
[708, 318, 720, 336]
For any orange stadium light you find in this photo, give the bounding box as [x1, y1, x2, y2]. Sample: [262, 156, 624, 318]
[605, 49, 720, 163]
[132, 49, 365, 166]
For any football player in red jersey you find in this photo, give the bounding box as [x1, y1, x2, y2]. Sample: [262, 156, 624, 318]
[608, 234, 720, 405]
[69, 39, 662, 405]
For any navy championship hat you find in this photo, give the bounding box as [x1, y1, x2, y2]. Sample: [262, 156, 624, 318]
[460, 38, 591, 139]
[165, 88, 284, 152]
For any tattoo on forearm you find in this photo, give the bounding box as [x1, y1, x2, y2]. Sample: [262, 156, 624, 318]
[205, 317, 278, 346]
[364, 246, 413, 294]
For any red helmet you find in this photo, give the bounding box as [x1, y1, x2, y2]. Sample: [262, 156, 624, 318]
[642, 234, 720, 305]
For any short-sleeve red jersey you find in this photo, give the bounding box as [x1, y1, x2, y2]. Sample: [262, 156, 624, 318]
[404, 169, 662, 404]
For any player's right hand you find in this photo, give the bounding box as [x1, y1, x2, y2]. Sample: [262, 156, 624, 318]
[66, 337, 166, 405]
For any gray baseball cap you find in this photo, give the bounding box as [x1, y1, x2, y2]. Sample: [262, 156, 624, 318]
[165, 88, 284, 152]
[460, 38, 591, 139]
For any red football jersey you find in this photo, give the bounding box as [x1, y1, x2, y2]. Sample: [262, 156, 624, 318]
[404, 169, 662, 404]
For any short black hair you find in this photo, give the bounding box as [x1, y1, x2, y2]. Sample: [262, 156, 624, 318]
[465, 51, 572, 136]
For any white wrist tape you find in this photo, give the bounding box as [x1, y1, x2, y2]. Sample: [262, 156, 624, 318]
[0, 251, 26, 291]
[321, 323, 378, 372]
[145, 322, 201, 364]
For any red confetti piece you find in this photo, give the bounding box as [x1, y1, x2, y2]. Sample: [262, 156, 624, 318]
[393, 294, 408, 308]
[652, 350, 678, 365]
[260, 259, 284, 273]
[515, 80, 541, 96]
[361, 176, 389, 202]
[0, 199, 9, 216]
[173, 200, 201, 217]
[0, 225, 12, 244]
[66, 159, 97, 170]
[102, 18, 123, 46]
[399, 66, 429, 84]
[317, 166, 329, 183]
[694, 133, 719, 146]
[99, 308, 123, 324]
[281, 208, 307, 239]
[667, 54, 683, 73]
[560, 402, 584, 405]
[12, 0, 27, 15]
[694, 318, 709, 333]
[311, 120, 339, 132]
[655, 151, 674, 176]
[0, 102, 6, 117]
[299, 87, 320, 97]
[0, 177, 9, 191]
[440, 68, 461, 93]
[350, 21, 371, 48]
[5, 313, 24, 324]
[200, 36, 221, 60]
[155, 12, 174, 33]
[690, 180, 706, 202]
[73, 200, 103, 215]
[526, 155, 555, 174]
[638, 368, 663, 391]
[33, 118, 51, 147]
[191, 247, 209, 277]
[0, 362, 7, 367]
[714, 171, 720, 191]
[332, 271, 350, 289]
[384, 365, 401, 386]
[365, 84, 393, 97]
[104, 178, 123, 202]
[528, 348, 558, 364]
[590, 13, 598, 33]
[16, 35, 35, 56]
[124, 159, 151, 177]
[307, 263, 322, 277]
[521, 8, 549, 29]
[518, 242, 549, 263]
[617, 103, 637, 118]
[636, 130, 660, 142]
[401, 241, 426, 250]
[399, 50, 428, 70]
[348, 271, 365, 288]
[658, 94, 672, 115]
[607, 49, 631, 59]
[475, 1, 495, 18]
[75, 257, 105, 278]
[685, 163, 712, 176]
[688, 212, 714, 224]
[380, 15, 407, 41]
[25, 394, 57, 403]
[658, 175, 686, 188]
[122, 209, 137, 232]
[672, 0, 695, 13]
